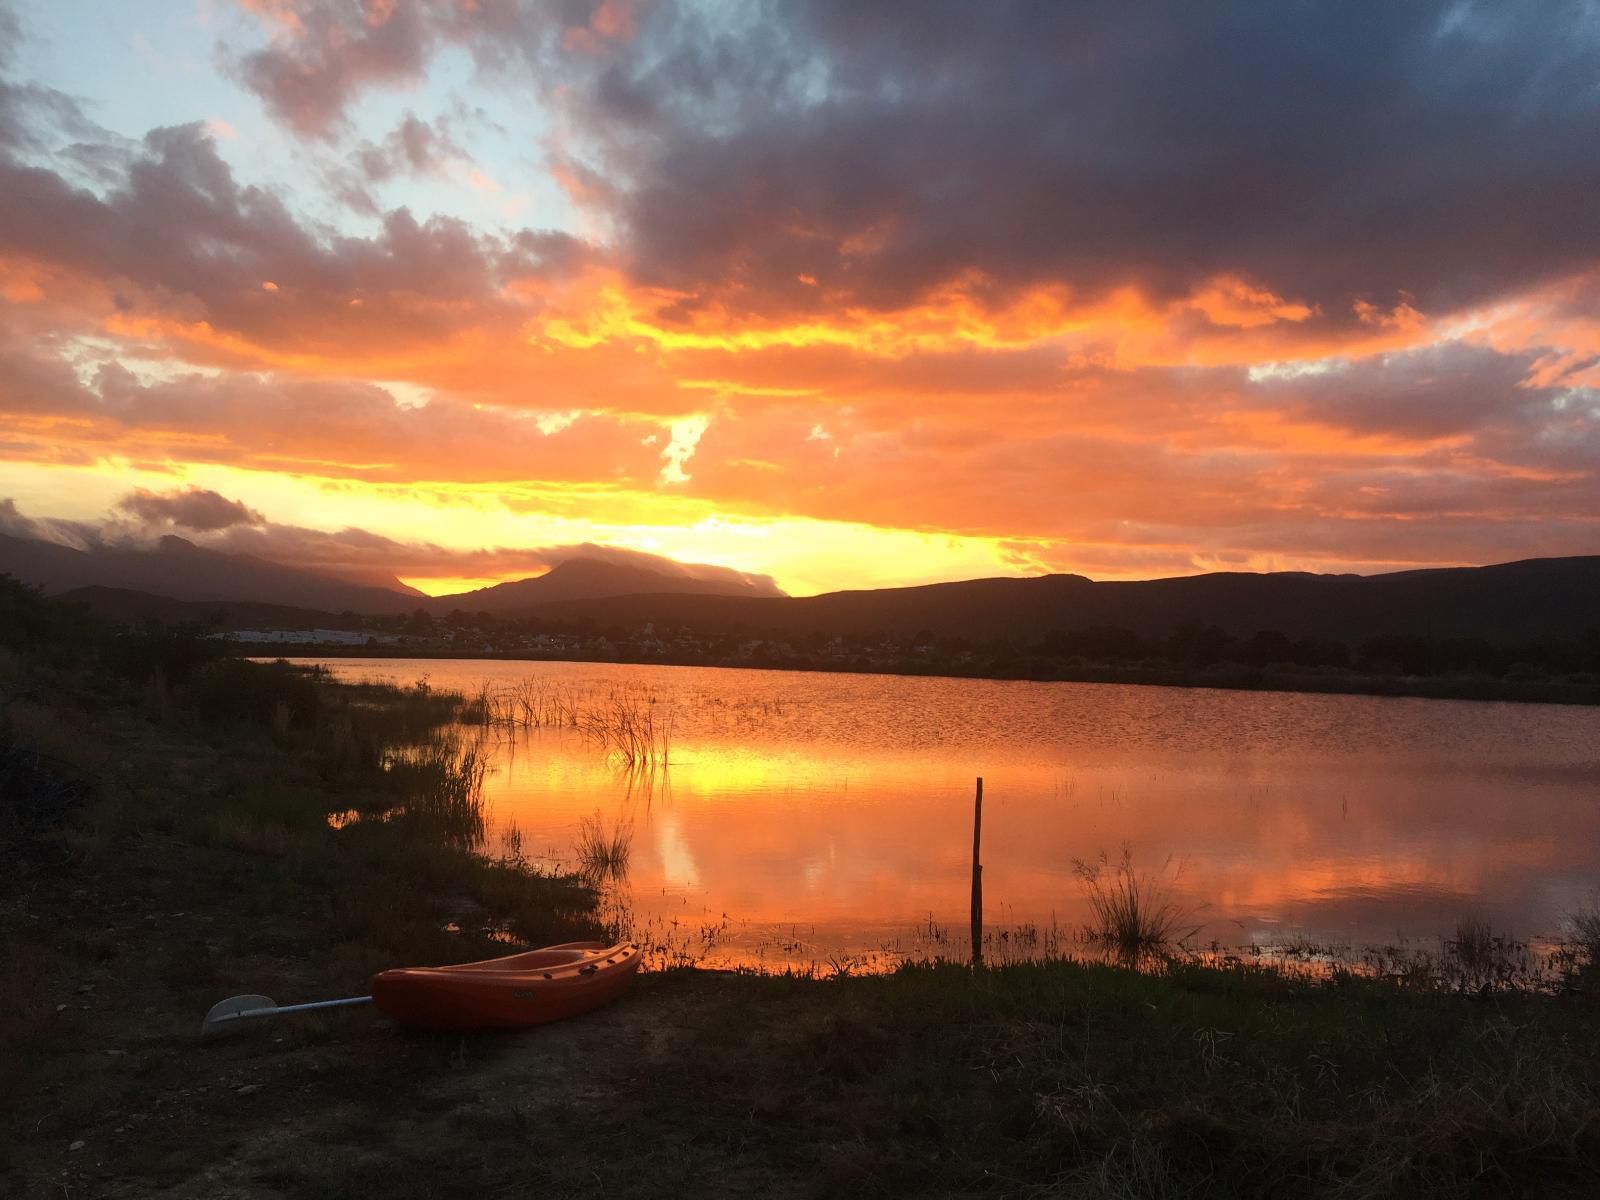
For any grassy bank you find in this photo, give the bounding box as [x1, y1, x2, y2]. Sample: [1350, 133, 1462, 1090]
[1, 584, 607, 1193]
[5, 580, 1600, 1197]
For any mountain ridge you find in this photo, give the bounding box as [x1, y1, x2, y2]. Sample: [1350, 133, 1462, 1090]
[14, 537, 1599, 647]
[0, 532, 787, 616]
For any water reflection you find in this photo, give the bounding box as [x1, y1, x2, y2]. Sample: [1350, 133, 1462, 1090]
[293, 658, 1600, 970]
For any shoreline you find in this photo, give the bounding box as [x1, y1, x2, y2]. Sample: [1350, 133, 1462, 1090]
[241, 642, 1600, 708]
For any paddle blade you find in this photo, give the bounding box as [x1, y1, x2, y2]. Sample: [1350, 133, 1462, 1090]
[201, 994, 276, 1037]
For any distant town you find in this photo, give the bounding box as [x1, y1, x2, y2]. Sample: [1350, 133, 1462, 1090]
[211, 604, 1600, 706]
[220, 611, 961, 673]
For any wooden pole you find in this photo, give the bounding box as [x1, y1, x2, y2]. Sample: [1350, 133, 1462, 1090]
[971, 776, 983, 967]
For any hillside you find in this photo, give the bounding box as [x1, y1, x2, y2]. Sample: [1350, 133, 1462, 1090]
[510, 556, 1600, 644]
[14, 540, 1600, 648]
[0, 534, 419, 615]
[425, 557, 783, 613]
[0, 535, 781, 617]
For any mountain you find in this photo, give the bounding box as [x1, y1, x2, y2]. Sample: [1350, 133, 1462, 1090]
[0, 533, 419, 615]
[51, 586, 360, 630]
[10, 528, 1597, 648]
[509, 556, 1600, 645]
[426, 557, 784, 614]
[0, 533, 783, 615]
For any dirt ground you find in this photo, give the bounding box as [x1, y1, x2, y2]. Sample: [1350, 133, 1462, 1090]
[13, 962, 762, 1199]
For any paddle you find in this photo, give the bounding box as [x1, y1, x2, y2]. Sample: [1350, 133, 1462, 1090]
[201, 993, 373, 1038]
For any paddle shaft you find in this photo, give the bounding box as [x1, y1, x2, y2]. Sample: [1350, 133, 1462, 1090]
[233, 996, 373, 1022]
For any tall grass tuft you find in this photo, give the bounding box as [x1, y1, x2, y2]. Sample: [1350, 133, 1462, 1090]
[1448, 914, 1496, 971]
[581, 688, 671, 768]
[575, 810, 633, 883]
[1568, 901, 1600, 956]
[383, 731, 489, 846]
[1562, 898, 1600, 983]
[482, 678, 581, 730]
[1073, 846, 1200, 961]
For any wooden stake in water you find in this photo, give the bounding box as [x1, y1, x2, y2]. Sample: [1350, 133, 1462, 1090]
[971, 776, 984, 967]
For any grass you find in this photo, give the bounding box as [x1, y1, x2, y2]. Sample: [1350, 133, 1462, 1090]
[221, 959, 1600, 1199]
[580, 688, 672, 768]
[574, 809, 633, 883]
[1567, 900, 1600, 961]
[482, 678, 582, 730]
[381, 731, 489, 846]
[1450, 914, 1497, 968]
[0, 645, 606, 1169]
[463, 676, 671, 769]
[1073, 846, 1202, 961]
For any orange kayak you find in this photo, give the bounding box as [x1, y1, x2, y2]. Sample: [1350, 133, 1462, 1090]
[370, 940, 642, 1031]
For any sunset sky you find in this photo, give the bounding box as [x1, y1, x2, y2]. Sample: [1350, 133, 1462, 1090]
[1, 1, 1596, 597]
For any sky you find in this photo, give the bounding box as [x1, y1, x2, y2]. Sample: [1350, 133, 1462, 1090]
[0, 1, 1596, 597]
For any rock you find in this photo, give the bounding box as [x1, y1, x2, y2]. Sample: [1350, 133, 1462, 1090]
[55, 1004, 67, 1013]
[68, 1141, 85, 1152]
[236, 1084, 262, 1096]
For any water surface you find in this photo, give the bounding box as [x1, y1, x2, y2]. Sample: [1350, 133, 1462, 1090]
[293, 658, 1600, 970]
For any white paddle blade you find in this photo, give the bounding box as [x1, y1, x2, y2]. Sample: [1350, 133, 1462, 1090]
[201, 994, 277, 1037]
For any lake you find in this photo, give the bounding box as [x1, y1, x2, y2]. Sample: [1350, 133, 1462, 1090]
[291, 657, 1600, 971]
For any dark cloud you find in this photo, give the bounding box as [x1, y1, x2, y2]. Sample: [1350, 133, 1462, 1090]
[230, 0, 435, 139]
[115, 486, 265, 532]
[581, 0, 1600, 323]
[1246, 343, 1550, 439]
[355, 113, 464, 183]
[216, 2, 1600, 329]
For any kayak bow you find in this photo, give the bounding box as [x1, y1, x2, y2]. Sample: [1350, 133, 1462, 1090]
[370, 939, 642, 1031]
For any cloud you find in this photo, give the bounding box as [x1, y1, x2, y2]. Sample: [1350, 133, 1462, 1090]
[354, 112, 464, 183]
[226, 0, 635, 139]
[0, 497, 99, 551]
[115, 486, 265, 531]
[608, 3, 1600, 327]
[229, 0, 435, 139]
[0, 332, 675, 484]
[1, 4, 1598, 588]
[0, 104, 601, 391]
[198, 3, 1600, 356]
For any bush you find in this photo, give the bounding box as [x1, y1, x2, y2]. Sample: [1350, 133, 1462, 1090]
[189, 657, 324, 730]
[104, 621, 223, 686]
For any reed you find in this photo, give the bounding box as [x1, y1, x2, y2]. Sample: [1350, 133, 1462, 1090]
[574, 810, 633, 882]
[1568, 901, 1600, 953]
[383, 731, 489, 846]
[1073, 846, 1200, 960]
[1563, 898, 1600, 979]
[580, 688, 672, 767]
[482, 678, 582, 730]
[1448, 914, 1496, 970]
